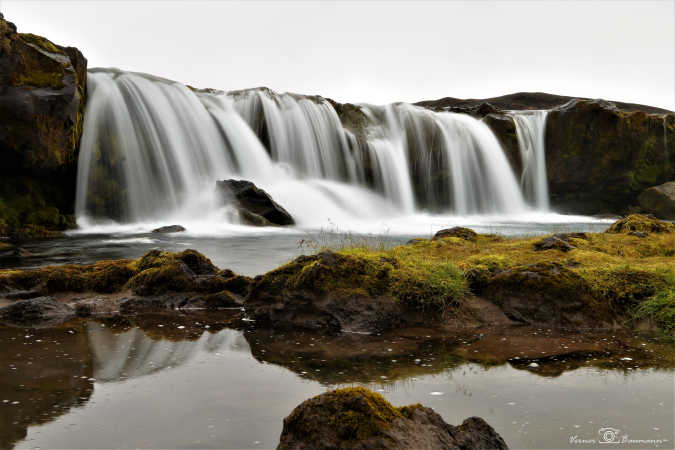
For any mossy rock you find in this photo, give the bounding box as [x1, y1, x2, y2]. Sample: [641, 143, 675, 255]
[0, 14, 87, 235]
[606, 214, 674, 234]
[0, 249, 243, 298]
[278, 387, 508, 450]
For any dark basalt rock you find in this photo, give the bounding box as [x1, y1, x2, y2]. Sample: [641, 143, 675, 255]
[0, 14, 87, 235]
[216, 179, 294, 226]
[0, 296, 74, 324]
[151, 224, 186, 233]
[277, 387, 508, 450]
[432, 227, 478, 242]
[639, 181, 675, 220]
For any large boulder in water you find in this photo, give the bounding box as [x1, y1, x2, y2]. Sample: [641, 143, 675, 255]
[216, 179, 294, 226]
[0, 14, 87, 236]
[278, 387, 508, 450]
[638, 181, 675, 220]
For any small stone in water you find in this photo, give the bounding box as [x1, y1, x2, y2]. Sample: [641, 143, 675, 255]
[621, 357, 633, 361]
[529, 362, 539, 368]
[429, 391, 444, 396]
[177, 325, 185, 329]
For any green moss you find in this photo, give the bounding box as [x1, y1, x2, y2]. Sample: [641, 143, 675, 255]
[19, 33, 64, 54]
[291, 387, 403, 441]
[606, 214, 675, 234]
[13, 69, 64, 89]
[0, 249, 223, 296]
[263, 248, 467, 312]
[634, 289, 675, 331]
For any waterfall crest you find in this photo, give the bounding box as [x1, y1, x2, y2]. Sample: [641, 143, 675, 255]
[76, 69, 550, 228]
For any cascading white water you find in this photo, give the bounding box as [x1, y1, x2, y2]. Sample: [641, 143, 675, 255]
[509, 110, 550, 210]
[76, 68, 548, 229]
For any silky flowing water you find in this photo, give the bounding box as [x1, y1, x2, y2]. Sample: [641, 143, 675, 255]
[1, 316, 673, 449]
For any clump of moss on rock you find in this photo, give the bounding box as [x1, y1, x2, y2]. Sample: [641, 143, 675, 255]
[247, 248, 468, 333]
[278, 387, 508, 450]
[606, 214, 674, 234]
[0, 249, 250, 299]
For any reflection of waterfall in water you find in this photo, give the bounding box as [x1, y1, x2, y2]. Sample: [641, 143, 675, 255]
[88, 324, 249, 381]
[509, 110, 550, 210]
[75, 69, 557, 232]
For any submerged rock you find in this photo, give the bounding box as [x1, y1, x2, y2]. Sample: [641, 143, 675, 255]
[0, 296, 74, 324]
[638, 181, 675, 220]
[216, 179, 294, 226]
[151, 224, 186, 233]
[277, 387, 508, 450]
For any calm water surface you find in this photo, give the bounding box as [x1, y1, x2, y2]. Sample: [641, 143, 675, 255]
[1, 315, 673, 449]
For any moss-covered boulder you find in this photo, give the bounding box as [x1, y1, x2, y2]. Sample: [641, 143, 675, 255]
[246, 250, 467, 333]
[606, 214, 674, 234]
[0, 14, 87, 237]
[278, 387, 508, 450]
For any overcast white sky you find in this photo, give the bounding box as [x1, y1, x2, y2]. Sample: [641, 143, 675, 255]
[2, 0, 674, 109]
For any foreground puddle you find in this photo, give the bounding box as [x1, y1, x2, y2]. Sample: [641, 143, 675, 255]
[1, 314, 673, 449]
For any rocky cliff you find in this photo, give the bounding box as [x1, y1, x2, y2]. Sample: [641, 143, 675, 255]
[0, 14, 87, 238]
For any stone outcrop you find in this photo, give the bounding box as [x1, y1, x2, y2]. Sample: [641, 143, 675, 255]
[277, 387, 508, 450]
[639, 181, 675, 220]
[545, 100, 674, 214]
[216, 179, 294, 226]
[0, 249, 251, 323]
[0, 14, 87, 237]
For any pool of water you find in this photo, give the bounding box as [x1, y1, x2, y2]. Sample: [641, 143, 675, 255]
[1, 315, 673, 449]
[0, 215, 613, 276]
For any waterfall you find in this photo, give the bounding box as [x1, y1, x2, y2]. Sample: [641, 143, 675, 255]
[76, 68, 545, 229]
[509, 110, 550, 210]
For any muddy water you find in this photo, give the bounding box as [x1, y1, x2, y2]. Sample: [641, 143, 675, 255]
[1, 314, 673, 449]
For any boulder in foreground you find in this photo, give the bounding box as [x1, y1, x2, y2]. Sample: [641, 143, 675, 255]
[278, 387, 508, 450]
[639, 182, 675, 220]
[216, 179, 294, 226]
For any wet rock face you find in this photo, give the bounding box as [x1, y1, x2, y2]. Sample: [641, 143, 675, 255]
[216, 179, 294, 226]
[545, 100, 674, 214]
[277, 387, 508, 450]
[639, 181, 675, 220]
[0, 14, 87, 235]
